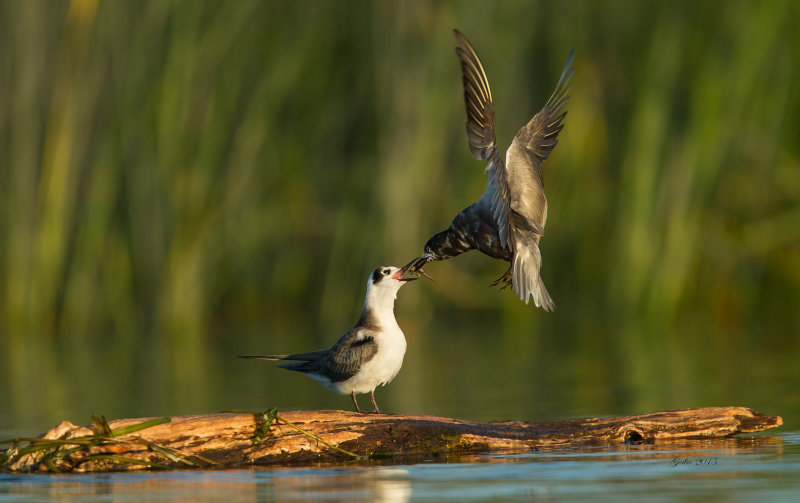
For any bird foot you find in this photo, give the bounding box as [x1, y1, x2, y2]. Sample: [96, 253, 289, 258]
[369, 391, 382, 414]
[490, 268, 513, 290]
[351, 391, 364, 413]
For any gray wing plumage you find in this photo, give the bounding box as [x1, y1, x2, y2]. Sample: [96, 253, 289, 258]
[505, 49, 573, 241]
[239, 328, 378, 384]
[313, 327, 378, 383]
[504, 51, 571, 308]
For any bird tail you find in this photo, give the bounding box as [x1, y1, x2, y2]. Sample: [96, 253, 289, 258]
[238, 349, 328, 362]
[511, 243, 555, 311]
[238, 352, 325, 373]
[238, 354, 290, 360]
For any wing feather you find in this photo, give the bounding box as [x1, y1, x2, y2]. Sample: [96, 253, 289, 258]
[504, 49, 573, 245]
[313, 328, 378, 383]
[510, 50, 573, 187]
[239, 328, 378, 384]
[454, 29, 514, 250]
[454, 29, 496, 160]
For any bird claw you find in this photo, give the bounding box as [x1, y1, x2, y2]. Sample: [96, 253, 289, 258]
[490, 269, 512, 290]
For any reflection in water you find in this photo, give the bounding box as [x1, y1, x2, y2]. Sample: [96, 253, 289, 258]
[372, 469, 412, 503]
[499, 435, 785, 462]
[262, 467, 411, 502]
[1, 436, 797, 502]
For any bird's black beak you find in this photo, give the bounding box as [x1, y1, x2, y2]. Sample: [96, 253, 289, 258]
[401, 256, 436, 281]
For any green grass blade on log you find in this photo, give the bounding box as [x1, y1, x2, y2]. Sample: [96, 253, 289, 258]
[91, 415, 112, 437]
[147, 444, 197, 467]
[275, 415, 359, 459]
[109, 417, 171, 437]
[145, 442, 217, 468]
[42, 458, 61, 473]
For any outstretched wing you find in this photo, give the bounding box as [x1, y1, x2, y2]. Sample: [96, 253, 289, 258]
[505, 50, 572, 308]
[454, 29, 514, 250]
[505, 49, 573, 239]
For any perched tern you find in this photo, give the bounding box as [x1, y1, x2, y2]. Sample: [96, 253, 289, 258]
[407, 30, 573, 310]
[239, 266, 416, 413]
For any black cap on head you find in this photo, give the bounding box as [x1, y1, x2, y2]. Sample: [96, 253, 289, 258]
[371, 266, 392, 284]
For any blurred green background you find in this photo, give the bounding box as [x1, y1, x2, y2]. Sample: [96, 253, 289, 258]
[1, 0, 799, 435]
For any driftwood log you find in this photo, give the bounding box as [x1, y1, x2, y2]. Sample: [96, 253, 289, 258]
[1, 406, 782, 473]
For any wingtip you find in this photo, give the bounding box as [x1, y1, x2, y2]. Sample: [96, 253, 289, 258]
[555, 51, 575, 90]
[453, 29, 475, 54]
[563, 49, 575, 74]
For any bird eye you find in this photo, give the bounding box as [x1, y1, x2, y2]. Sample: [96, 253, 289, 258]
[383, 269, 391, 275]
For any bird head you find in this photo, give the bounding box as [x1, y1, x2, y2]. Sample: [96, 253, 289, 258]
[365, 265, 418, 300]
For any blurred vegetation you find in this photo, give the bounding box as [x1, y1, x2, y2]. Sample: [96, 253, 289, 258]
[1, 0, 799, 432]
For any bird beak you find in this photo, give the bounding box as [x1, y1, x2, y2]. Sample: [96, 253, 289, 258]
[401, 256, 436, 282]
[392, 263, 418, 282]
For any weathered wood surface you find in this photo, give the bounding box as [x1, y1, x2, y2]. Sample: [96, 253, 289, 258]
[2, 406, 782, 473]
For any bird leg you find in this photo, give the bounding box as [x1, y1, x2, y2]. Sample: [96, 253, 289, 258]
[351, 391, 363, 413]
[369, 390, 381, 414]
[491, 266, 513, 290]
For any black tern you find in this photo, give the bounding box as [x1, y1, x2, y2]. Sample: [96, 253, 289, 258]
[239, 266, 416, 413]
[407, 30, 573, 310]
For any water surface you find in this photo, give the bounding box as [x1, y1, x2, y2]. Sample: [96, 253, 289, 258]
[2, 433, 798, 502]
